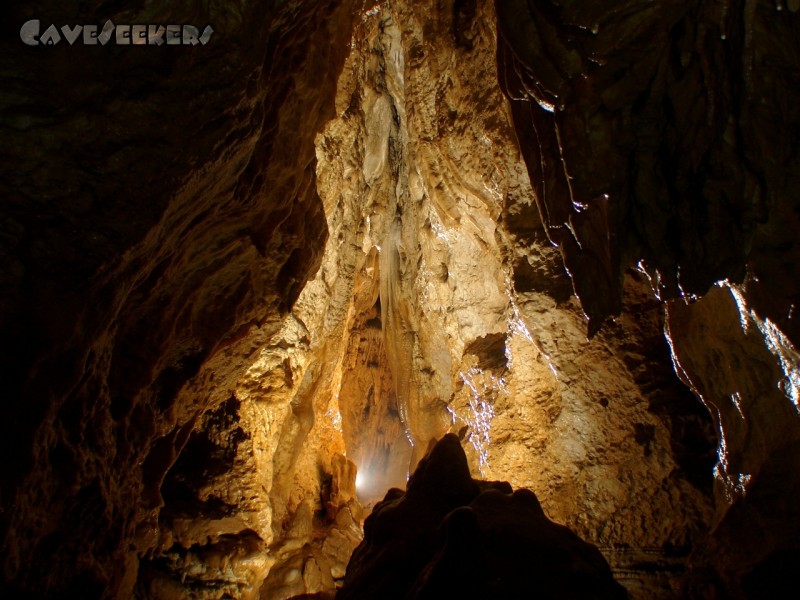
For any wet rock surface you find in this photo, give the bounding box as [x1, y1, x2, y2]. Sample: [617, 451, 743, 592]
[666, 281, 799, 598]
[495, 1, 800, 596]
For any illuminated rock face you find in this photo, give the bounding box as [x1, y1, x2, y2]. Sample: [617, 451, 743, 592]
[1, 1, 799, 599]
[493, 1, 800, 597]
[666, 283, 800, 596]
[304, 3, 716, 597]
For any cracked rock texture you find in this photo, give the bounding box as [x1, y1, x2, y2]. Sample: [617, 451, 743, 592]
[1, 1, 798, 599]
[496, 1, 800, 596]
[666, 280, 800, 597]
[495, 0, 797, 333]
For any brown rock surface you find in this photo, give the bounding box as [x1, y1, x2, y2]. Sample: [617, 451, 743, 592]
[666, 280, 800, 596]
[494, 0, 797, 332]
[494, 1, 800, 596]
[308, 3, 717, 597]
[1, 0, 365, 597]
[1, 1, 798, 599]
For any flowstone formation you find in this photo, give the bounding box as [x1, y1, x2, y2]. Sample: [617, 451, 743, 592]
[495, 1, 800, 595]
[305, 2, 717, 597]
[132, 0, 722, 595]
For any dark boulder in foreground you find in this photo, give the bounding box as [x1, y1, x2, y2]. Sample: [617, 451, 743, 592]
[338, 434, 628, 600]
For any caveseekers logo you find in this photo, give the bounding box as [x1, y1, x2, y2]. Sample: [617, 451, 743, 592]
[20, 19, 214, 46]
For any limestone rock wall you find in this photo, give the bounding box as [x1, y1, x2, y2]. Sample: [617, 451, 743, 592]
[143, 2, 718, 596]
[494, 1, 800, 596]
[1, 1, 362, 597]
[2, 1, 798, 599]
[261, 1, 717, 597]
[495, 0, 793, 331]
[666, 281, 800, 596]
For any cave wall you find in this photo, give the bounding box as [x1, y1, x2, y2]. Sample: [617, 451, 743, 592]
[666, 281, 800, 595]
[135, 0, 723, 596]
[223, 1, 719, 597]
[495, 0, 799, 331]
[1, 1, 799, 599]
[1, 1, 364, 597]
[495, 0, 800, 596]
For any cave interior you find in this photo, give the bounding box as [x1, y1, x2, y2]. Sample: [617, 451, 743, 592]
[1, 1, 800, 599]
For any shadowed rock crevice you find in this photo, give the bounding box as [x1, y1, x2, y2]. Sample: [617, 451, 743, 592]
[494, 0, 797, 335]
[1, 0, 365, 596]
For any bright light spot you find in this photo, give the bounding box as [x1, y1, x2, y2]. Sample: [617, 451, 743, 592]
[676, 266, 698, 303]
[459, 366, 505, 475]
[664, 315, 698, 395]
[572, 200, 589, 212]
[325, 408, 343, 433]
[725, 280, 751, 333]
[730, 392, 745, 419]
[715, 416, 753, 502]
[355, 470, 366, 491]
[725, 280, 800, 413]
[535, 97, 556, 113]
[428, 207, 450, 243]
[504, 275, 558, 379]
[637, 260, 662, 300]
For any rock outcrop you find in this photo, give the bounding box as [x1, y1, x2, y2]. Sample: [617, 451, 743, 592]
[666, 281, 800, 596]
[1, 1, 365, 597]
[494, 1, 800, 596]
[339, 434, 629, 600]
[495, 0, 799, 334]
[308, 3, 717, 597]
